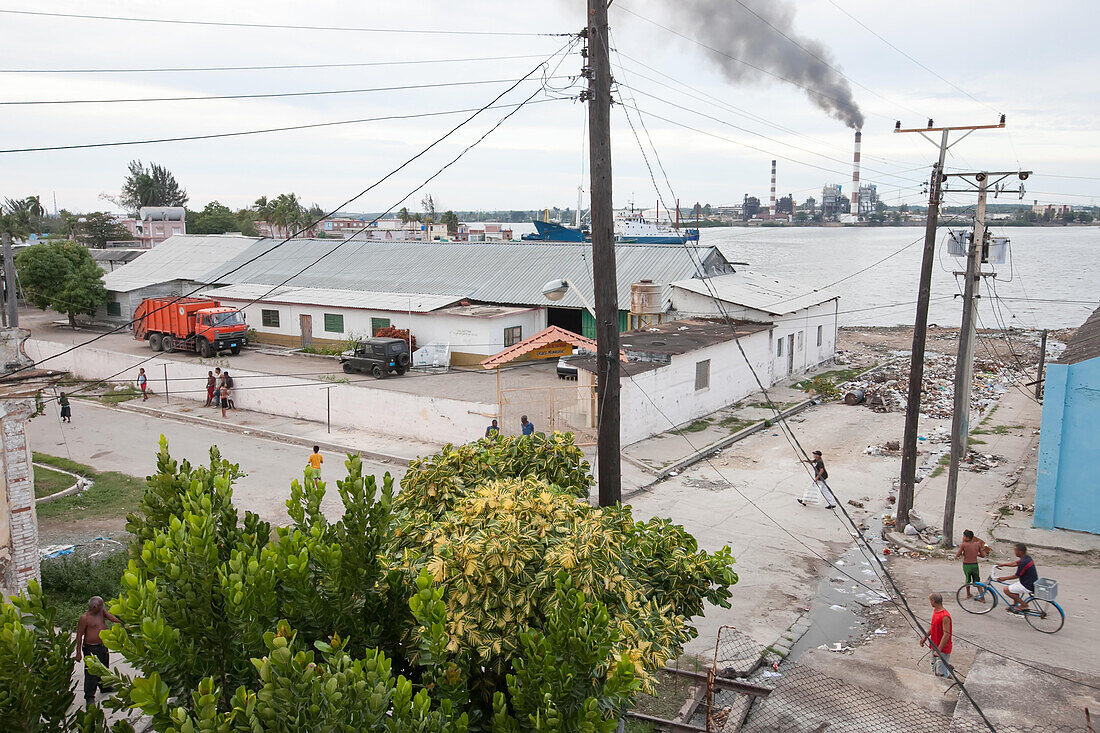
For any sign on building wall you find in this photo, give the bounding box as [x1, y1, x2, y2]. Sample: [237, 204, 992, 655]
[530, 343, 574, 360]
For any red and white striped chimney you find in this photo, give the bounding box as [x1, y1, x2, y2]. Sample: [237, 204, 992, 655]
[851, 130, 862, 217]
[769, 160, 777, 217]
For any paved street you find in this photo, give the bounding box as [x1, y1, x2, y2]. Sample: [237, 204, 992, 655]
[29, 398, 406, 528]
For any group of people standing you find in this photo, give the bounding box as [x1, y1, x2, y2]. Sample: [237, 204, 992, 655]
[203, 367, 235, 417]
[484, 415, 536, 439]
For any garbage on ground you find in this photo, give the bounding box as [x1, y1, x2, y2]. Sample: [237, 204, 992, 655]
[1010, 503, 1035, 512]
[847, 499, 865, 509]
[40, 545, 75, 559]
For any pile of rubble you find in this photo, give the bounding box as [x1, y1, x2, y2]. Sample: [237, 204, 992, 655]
[840, 354, 1015, 418]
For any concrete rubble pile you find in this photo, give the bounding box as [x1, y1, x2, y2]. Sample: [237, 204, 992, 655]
[840, 353, 1015, 418]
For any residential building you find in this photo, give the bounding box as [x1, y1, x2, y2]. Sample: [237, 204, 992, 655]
[115, 207, 187, 248]
[1034, 306, 1100, 534]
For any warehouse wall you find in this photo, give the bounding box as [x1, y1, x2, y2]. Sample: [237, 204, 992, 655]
[26, 339, 495, 446]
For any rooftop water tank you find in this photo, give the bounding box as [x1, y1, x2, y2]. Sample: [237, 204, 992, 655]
[630, 280, 663, 315]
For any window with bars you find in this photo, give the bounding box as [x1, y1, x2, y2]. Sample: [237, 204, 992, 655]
[504, 326, 522, 347]
[371, 317, 391, 335]
[106, 302, 121, 317]
[777, 339, 784, 357]
[261, 309, 280, 328]
[695, 360, 710, 391]
[817, 325, 823, 347]
[323, 313, 344, 333]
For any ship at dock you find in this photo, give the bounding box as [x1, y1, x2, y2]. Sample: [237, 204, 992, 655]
[522, 210, 699, 244]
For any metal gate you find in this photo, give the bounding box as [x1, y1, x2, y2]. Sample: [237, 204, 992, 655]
[498, 383, 597, 443]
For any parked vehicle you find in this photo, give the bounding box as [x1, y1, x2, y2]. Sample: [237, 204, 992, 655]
[557, 357, 578, 380]
[339, 337, 411, 378]
[133, 297, 248, 357]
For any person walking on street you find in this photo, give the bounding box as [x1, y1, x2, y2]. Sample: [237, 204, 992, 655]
[921, 593, 953, 678]
[996, 543, 1038, 613]
[223, 371, 235, 410]
[219, 383, 230, 418]
[798, 450, 835, 508]
[75, 596, 119, 706]
[520, 415, 535, 436]
[204, 371, 216, 407]
[485, 419, 500, 439]
[58, 392, 72, 423]
[308, 446, 323, 471]
[956, 529, 989, 599]
[137, 368, 148, 401]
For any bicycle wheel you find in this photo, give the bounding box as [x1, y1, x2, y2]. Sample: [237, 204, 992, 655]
[1024, 599, 1064, 634]
[956, 583, 997, 614]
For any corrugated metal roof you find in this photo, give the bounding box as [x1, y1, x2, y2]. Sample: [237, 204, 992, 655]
[103, 234, 261, 293]
[1057, 304, 1100, 365]
[200, 283, 460, 313]
[202, 238, 730, 310]
[671, 270, 838, 316]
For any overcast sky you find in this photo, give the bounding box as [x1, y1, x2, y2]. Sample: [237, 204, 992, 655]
[1, 1, 1097, 216]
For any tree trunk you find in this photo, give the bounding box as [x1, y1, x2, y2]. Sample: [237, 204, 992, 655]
[68, 311, 77, 328]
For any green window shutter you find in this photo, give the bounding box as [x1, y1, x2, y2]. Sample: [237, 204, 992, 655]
[106, 302, 121, 317]
[261, 309, 280, 327]
[619, 310, 630, 332]
[324, 313, 344, 333]
[371, 317, 391, 335]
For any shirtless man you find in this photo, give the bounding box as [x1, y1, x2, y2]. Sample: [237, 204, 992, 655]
[75, 596, 118, 705]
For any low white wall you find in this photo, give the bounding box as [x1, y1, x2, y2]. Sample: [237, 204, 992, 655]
[26, 339, 494, 446]
[618, 329, 774, 445]
[768, 301, 838, 380]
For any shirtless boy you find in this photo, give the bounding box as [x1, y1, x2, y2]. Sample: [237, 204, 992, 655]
[75, 596, 119, 705]
[956, 529, 988, 599]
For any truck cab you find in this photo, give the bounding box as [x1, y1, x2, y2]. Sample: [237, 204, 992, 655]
[195, 308, 248, 356]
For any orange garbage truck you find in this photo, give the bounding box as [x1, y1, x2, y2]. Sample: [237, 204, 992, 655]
[133, 297, 248, 357]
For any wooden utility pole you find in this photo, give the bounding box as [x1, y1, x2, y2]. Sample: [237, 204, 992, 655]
[587, 0, 621, 506]
[892, 118, 1005, 530]
[942, 173, 988, 546]
[1035, 329, 1048, 400]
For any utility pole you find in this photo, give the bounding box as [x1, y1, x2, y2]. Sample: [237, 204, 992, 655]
[3, 232, 17, 327]
[939, 169, 1030, 546]
[1035, 329, 1048, 400]
[892, 118, 1005, 530]
[586, 0, 621, 506]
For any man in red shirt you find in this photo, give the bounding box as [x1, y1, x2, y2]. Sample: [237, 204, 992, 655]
[921, 592, 953, 678]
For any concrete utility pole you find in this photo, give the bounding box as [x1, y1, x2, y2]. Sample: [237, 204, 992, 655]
[1035, 329, 1048, 400]
[942, 174, 988, 546]
[586, 0, 621, 506]
[892, 118, 1005, 530]
[939, 169, 1030, 546]
[2, 232, 17, 328]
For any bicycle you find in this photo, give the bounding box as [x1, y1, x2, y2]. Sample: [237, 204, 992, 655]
[956, 572, 1064, 634]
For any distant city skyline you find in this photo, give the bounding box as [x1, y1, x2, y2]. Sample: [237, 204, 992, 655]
[1, 1, 1097, 215]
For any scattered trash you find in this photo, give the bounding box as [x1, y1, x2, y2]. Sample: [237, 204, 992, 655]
[839, 355, 1015, 418]
[668, 471, 678, 477]
[874, 628, 889, 635]
[847, 499, 865, 509]
[904, 524, 919, 536]
[40, 545, 75, 559]
[1010, 503, 1035, 512]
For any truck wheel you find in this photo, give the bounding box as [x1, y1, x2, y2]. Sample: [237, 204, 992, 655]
[230, 345, 241, 355]
[149, 333, 163, 351]
[161, 335, 175, 353]
[342, 362, 355, 374]
[371, 365, 385, 379]
[199, 340, 215, 358]
[397, 353, 410, 367]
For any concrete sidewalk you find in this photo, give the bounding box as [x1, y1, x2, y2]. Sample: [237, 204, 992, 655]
[115, 398, 441, 466]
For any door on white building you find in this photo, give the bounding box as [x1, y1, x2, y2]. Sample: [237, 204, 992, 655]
[786, 334, 795, 375]
[300, 314, 313, 348]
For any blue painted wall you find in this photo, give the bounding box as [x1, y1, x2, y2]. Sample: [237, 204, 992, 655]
[1034, 356, 1100, 533]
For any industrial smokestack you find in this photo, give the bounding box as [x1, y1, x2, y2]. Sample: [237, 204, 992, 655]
[770, 160, 777, 217]
[851, 130, 862, 217]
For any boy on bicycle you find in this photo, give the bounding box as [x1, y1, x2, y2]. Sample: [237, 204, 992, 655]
[996, 542, 1038, 613]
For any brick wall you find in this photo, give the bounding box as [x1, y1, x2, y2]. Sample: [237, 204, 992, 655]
[1, 398, 38, 596]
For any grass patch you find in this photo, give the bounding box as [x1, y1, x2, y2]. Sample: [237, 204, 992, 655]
[929, 454, 951, 479]
[624, 721, 656, 733]
[972, 424, 1024, 436]
[33, 453, 146, 522]
[979, 404, 1000, 424]
[629, 656, 708, 723]
[719, 415, 755, 432]
[33, 465, 76, 499]
[793, 367, 865, 393]
[39, 552, 128, 632]
[681, 419, 711, 433]
[299, 344, 347, 356]
[968, 437, 987, 446]
[101, 385, 142, 404]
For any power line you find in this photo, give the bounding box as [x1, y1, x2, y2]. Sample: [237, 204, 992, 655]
[0, 8, 571, 37]
[0, 53, 551, 75]
[7, 44, 577, 379]
[0, 96, 564, 154]
[0, 75, 574, 106]
[823, 0, 1002, 116]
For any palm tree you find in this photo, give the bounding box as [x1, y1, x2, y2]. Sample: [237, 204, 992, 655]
[23, 196, 45, 234]
[253, 196, 275, 237]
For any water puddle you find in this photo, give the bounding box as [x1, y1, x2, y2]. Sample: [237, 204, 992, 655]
[785, 518, 892, 662]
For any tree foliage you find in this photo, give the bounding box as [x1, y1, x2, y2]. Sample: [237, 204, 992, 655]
[2, 435, 737, 732]
[187, 201, 258, 236]
[117, 160, 188, 215]
[15, 241, 109, 326]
